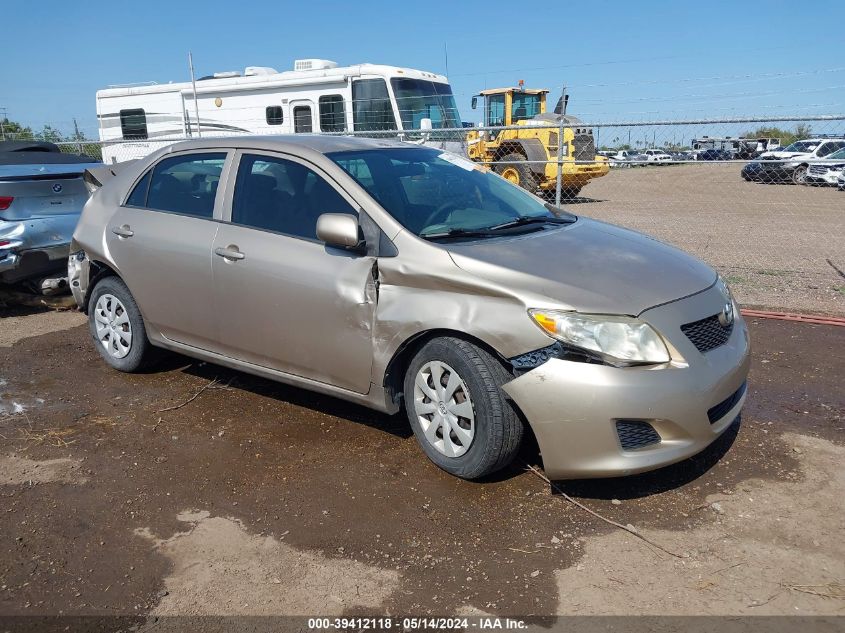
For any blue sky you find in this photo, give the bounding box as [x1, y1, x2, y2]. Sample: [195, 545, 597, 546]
[2, 0, 844, 137]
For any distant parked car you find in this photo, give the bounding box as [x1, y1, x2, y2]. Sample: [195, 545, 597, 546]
[804, 148, 845, 187]
[757, 138, 845, 184]
[0, 141, 101, 286]
[741, 161, 763, 181]
[697, 149, 734, 161]
[642, 149, 673, 164]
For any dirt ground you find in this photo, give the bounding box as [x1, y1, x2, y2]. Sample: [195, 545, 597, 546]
[0, 308, 843, 623]
[574, 163, 845, 316]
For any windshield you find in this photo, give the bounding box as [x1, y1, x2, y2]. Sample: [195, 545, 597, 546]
[390, 79, 461, 130]
[328, 148, 571, 238]
[781, 141, 818, 153]
[827, 148, 845, 160]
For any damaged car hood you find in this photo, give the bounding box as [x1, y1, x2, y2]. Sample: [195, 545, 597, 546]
[445, 218, 717, 315]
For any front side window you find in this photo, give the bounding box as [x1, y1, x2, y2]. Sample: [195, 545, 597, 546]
[329, 147, 570, 238]
[232, 154, 357, 240]
[319, 95, 346, 132]
[818, 142, 845, 157]
[145, 153, 227, 218]
[293, 106, 313, 133]
[266, 106, 283, 126]
[351, 79, 397, 131]
[485, 94, 505, 127]
[120, 109, 148, 140]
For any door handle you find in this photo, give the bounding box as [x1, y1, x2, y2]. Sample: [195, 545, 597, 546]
[111, 225, 134, 238]
[214, 246, 245, 261]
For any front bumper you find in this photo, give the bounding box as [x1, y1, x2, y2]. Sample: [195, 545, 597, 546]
[502, 284, 750, 479]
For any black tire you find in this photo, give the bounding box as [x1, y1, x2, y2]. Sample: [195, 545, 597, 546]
[88, 276, 153, 373]
[403, 337, 523, 479]
[494, 152, 538, 192]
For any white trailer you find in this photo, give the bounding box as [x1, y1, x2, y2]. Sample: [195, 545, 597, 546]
[96, 59, 463, 163]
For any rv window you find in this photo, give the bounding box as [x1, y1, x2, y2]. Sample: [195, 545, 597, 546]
[120, 109, 148, 140]
[351, 79, 397, 131]
[231, 153, 356, 240]
[319, 95, 346, 133]
[293, 106, 313, 133]
[266, 106, 284, 126]
[146, 153, 227, 218]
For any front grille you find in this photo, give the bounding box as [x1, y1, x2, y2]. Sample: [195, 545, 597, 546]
[616, 420, 661, 451]
[808, 165, 827, 175]
[707, 381, 747, 424]
[681, 314, 733, 353]
[573, 133, 596, 163]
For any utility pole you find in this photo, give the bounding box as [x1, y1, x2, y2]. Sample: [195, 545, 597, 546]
[0, 107, 6, 141]
[73, 117, 83, 153]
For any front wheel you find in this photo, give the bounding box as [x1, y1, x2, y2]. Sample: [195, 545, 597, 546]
[403, 337, 524, 479]
[88, 276, 153, 372]
[791, 165, 808, 185]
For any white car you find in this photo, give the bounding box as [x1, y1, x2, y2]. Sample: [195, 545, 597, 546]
[642, 149, 673, 164]
[805, 147, 845, 187]
[758, 137, 845, 184]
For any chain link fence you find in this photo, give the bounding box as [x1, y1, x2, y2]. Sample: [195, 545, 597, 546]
[40, 114, 845, 316]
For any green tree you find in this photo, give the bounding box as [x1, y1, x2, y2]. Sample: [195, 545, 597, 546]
[0, 118, 34, 140]
[741, 124, 814, 147]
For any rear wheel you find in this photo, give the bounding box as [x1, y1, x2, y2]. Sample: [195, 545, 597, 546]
[403, 337, 523, 479]
[88, 276, 153, 372]
[495, 153, 538, 192]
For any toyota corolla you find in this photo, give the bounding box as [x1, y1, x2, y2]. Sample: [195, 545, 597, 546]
[69, 136, 749, 480]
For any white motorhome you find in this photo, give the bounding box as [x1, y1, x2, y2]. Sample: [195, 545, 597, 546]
[96, 59, 463, 163]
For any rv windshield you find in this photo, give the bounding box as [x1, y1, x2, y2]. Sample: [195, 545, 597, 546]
[390, 79, 461, 130]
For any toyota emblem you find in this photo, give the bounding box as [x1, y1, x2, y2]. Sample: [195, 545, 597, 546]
[718, 302, 734, 327]
[52, 183, 63, 193]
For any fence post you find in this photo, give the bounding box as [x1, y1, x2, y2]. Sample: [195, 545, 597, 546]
[554, 118, 564, 206]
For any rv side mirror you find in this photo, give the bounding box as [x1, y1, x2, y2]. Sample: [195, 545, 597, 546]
[471, 96, 478, 110]
[316, 214, 364, 251]
[420, 117, 433, 131]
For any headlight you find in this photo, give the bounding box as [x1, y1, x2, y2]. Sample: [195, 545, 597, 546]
[528, 310, 670, 364]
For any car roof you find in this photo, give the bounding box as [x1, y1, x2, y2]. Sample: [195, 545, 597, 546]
[161, 134, 421, 156]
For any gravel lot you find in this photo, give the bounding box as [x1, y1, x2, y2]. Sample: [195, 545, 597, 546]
[0, 309, 843, 623]
[574, 163, 845, 316]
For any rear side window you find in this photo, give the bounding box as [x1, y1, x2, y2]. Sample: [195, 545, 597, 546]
[266, 106, 283, 126]
[120, 109, 148, 140]
[319, 95, 345, 132]
[232, 153, 356, 240]
[125, 170, 152, 207]
[145, 153, 227, 218]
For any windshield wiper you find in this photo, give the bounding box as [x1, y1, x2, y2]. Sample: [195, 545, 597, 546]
[487, 214, 576, 231]
[420, 227, 502, 241]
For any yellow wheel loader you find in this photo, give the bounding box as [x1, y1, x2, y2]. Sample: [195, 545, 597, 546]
[466, 86, 608, 199]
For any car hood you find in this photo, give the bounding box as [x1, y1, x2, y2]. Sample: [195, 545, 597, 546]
[760, 151, 809, 160]
[445, 218, 717, 315]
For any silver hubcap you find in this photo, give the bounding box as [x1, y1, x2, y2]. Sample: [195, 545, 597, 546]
[413, 361, 475, 458]
[93, 293, 132, 359]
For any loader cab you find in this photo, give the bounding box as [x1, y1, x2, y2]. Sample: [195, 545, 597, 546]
[471, 87, 548, 128]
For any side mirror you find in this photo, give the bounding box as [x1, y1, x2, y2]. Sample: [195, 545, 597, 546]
[471, 96, 478, 110]
[316, 213, 364, 251]
[420, 117, 433, 131]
